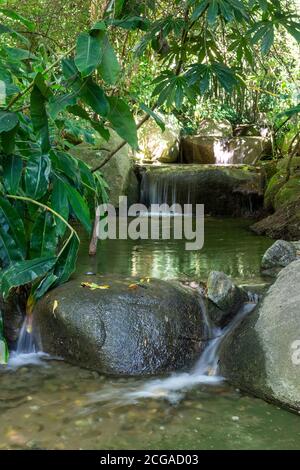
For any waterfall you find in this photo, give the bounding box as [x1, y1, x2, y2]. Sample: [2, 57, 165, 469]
[125, 299, 256, 403]
[7, 318, 47, 368]
[213, 138, 234, 165]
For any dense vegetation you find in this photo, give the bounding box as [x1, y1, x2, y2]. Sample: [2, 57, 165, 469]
[0, 0, 299, 361]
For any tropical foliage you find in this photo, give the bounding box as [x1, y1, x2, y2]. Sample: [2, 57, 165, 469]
[0, 0, 299, 361]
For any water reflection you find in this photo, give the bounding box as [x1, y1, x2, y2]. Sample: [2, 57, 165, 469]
[76, 218, 272, 285]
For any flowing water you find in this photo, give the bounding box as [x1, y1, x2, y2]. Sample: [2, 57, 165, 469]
[0, 218, 299, 450]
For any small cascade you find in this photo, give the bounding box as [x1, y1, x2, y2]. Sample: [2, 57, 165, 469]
[213, 138, 234, 165]
[125, 300, 256, 403]
[8, 318, 47, 368]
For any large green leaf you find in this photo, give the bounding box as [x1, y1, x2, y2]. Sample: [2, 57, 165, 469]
[0, 8, 35, 31]
[0, 196, 26, 267]
[80, 78, 110, 117]
[67, 104, 110, 141]
[1, 123, 19, 154]
[30, 84, 50, 153]
[2, 154, 23, 194]
[30, 212, 57, 259]
[0, 111, 18, 133]
[0, 256, 56, 300]
[48, 93, 78, 120]
[107, 96, 138, 149]
[25, 155, 51, 200]
[50, 150, 80, 186]
[51, 177, 69, 237]
[75, 32, 102, 77]
[65, 183, 92, 233]
[31, 272, 58, 301]
[53, 233, 79, 286]
[98, 33, 121, 85]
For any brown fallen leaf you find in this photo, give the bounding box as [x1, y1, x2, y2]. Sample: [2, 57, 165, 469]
[128, 283, 139, 289]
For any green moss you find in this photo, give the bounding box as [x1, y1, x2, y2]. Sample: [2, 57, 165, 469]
[274, 176, 300, 210]
[264, 172, 286, 210]
[276, 157, 300, 175]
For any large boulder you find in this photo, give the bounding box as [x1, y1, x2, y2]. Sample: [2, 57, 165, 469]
[197, 119, 233, 137]
[219, 260, 300, 412]
[182, 136, 271, 165]
[32, 275, 208, 376]
[206, 271, 248, 327]
[140, 164, 264, 217]
[136, 115, 180, 163]
[70, 131, 139, 208]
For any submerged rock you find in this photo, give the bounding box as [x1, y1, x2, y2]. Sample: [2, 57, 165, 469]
[261, 239, 297, 275]
[206, 271, 248, 327]
[33, 276, 208, 376]
[219, 260, 300, 413]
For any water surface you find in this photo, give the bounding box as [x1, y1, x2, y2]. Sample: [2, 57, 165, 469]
[0, 218, 298, 450]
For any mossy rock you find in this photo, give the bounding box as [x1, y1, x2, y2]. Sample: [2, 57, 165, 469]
[260, 161, 278, 183]
[276, 157, 300, 175]
[264, 172, 286, 210]
[274, 176, 300, 210]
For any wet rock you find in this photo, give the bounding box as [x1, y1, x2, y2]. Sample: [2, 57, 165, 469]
[206, 272, 248, 327]
[33, 276, 208, 376]
[261, 240, 297, 275]
[219, 259, 300, 413]
[0, 293, 26, 347]
[140, 164, 264, 217]
[197, 119, 233, 137]
[251, 198, 300, 241]
[181, 136, 271, 165]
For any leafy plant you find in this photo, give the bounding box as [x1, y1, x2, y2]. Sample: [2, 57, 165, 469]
[0, 9, 138, 356]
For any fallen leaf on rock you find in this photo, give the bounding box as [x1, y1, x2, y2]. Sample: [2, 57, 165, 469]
[52, 300, 58, 317]
[81, 282, 110, 290]
[128, 283, 139, 289]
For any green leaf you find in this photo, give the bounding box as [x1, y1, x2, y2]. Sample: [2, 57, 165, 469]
[212, 62, 238, 93]
[261, 25, 274, 55]
[0, 110, 18, 133]
[67, 104, 110, 141]
[53, 234, 79, 286]
[25, 155, 51, 200]
[31, 272, 58, 301]
[277, 104, 300, 119]
[1, 122, 19, 154]
[51, 177, 69, 238]
[75, 32, 102, 77]
[191, 0, 209, 21]
[98, 33, 121, 85]
[140, 103, 165, 131]
[80, 78, 110, 117]
[48, 93, 78, 120]
[65, 183, 92, 233]
[2, 155, 23, 194]
[50, 150, 80, 186]
[0, 197, 26, 267]
[0, 196, 26, 264]
[30, 212, 57, 258]
[0, 8, 35, 31]
[107, 96, 138, 149]
[207, 0, 219, 25]
[0, 256, 56, 300]
[34, 72, 52, 99]
[30, 84, 51, 153]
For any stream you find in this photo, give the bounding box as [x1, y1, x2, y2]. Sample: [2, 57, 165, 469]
[1, 218, 299, 450]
